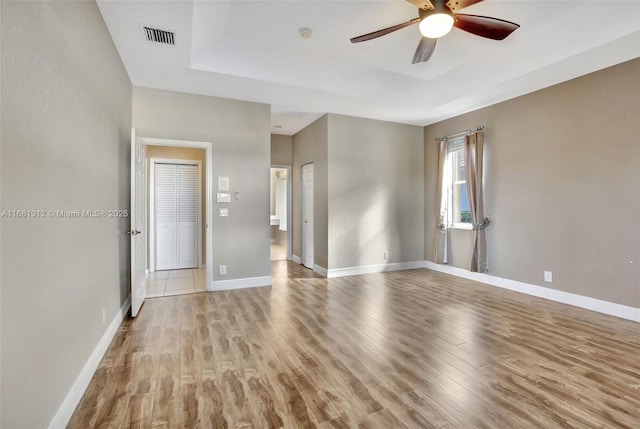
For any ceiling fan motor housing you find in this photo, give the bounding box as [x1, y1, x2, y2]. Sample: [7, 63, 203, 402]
[419, 0, 452, 20]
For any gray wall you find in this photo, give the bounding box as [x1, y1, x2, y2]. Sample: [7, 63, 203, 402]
[271, 134, 293, 165]
[292, 115, 329, 268]
[292, 114, 424, 272]
[132, 87, 271, 281]
[424, 58, 640, 308]
[1, 1, 132, 428]
[0, 1, 4, 425]
[0, 1, 3, 423]
[328, 114, 424, 269]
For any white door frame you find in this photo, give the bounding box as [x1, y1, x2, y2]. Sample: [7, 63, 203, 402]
[271, 164, 293, 261]
[149, 158, 203, 271]
[301, 163, 314, 269]
[140, 137, 213, 291]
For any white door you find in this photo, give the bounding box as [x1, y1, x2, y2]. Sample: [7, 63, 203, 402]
[177, 165, 198, 268]
[301, 163, 314, 268]
[155, 164, 198, 270]
[130, 129, 147, 317]
[155, 164, 177, 270]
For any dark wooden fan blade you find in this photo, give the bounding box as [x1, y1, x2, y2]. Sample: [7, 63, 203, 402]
[350, 18, 420, 43]
[406, 0, 434, 10]
[412, 37, 437, 64]
[445, 0, 484, 12]
[453, 14, 520, 40]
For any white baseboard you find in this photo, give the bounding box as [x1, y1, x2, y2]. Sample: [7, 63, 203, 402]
[48, 296, 131, 429]
[327, 261, 424, 279]
[423, 261, 640, 323]
[211, 276, 272, 291]
[313, 264, 328, 277]
[292, 254, 302, 264]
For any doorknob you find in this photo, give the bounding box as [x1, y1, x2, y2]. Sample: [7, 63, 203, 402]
[126, 230, 141, 235]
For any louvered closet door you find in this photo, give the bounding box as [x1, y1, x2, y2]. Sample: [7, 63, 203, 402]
[155, 164, 198, 270]
[176, 165, 198, 268]
[155, 164, 177, 270]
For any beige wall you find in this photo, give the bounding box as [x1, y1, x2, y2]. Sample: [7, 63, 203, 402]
[146, 146, 206, 266]
[424, 58, 640, 308]
[292, 115, 329, 268]
[292, 114, 425, 272]
[132, 87, 271, 281]
[271, 134, 293, 165]
[328, 114, 424, 269]
[1, 1, 132, 427]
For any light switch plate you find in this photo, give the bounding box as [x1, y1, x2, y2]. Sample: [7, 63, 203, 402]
[217, 192, 231, 203]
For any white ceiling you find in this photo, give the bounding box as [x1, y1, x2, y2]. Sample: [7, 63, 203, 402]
[97, 0, 640, 135]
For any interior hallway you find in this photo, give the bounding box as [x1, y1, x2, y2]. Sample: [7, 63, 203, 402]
[67, 262, 640, 428]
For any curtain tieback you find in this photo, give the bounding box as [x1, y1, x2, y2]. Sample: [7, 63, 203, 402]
[437, 223, 447, 232]
[473, 217, 491, 230]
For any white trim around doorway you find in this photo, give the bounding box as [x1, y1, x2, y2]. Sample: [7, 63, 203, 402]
[271, 164, 293, 261]
[140, 137, 213, 291]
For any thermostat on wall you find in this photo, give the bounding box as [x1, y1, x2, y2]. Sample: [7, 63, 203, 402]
[218, 176, 229, 191]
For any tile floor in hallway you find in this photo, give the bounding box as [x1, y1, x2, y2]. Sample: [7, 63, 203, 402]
[270, 243, 287, 261]
[145, 268, 207, 297]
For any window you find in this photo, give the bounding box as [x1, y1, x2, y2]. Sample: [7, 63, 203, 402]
[446, 138, 471, 227]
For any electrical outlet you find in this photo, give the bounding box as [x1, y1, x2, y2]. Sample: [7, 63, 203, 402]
[544, 271, 553, 282]
[219, 265, 227, 275]
[383, 251, 389, 260]
[102, 308, 107, 325]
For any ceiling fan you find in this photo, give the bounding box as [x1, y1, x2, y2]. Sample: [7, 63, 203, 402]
[350, 0, 520, 64]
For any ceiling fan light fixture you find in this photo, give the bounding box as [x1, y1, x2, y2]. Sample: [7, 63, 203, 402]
[349, 0, 520, 63]
[419, 12, 454, 38]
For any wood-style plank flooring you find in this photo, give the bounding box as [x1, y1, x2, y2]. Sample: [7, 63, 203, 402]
[68, 261, 640, 428]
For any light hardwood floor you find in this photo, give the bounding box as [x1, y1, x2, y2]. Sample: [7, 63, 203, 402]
[68, 261, 640, 428]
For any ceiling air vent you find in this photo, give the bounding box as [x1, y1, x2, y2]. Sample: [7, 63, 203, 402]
[142, 25, 176, 46]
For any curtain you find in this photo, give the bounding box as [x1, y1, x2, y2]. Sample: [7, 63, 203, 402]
[464, 132, 489, 272]
[433, 139, 448, 264]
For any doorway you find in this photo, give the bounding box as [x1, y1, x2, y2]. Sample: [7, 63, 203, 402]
[270, 166, 292, 261]
[301, 163, 314, 269]
[139, 138, 213, 302]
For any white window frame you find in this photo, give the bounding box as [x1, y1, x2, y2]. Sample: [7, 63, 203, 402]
[446, 138, 472, 230]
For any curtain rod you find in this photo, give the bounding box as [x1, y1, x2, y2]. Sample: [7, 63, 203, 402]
[435, 125, 487, 142]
